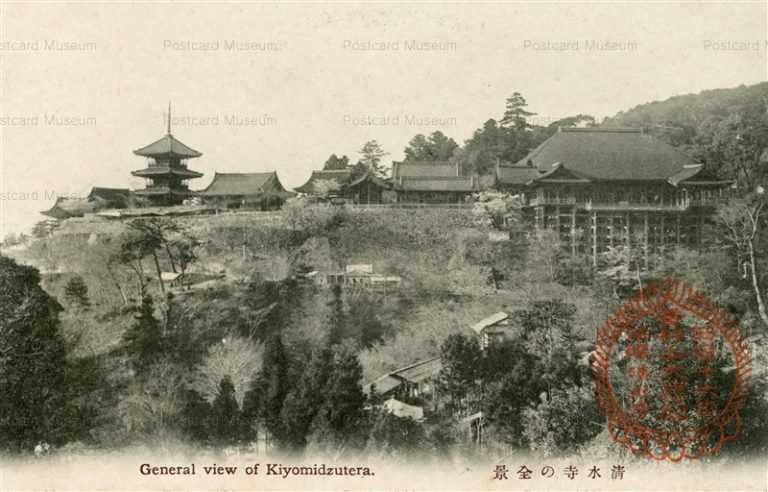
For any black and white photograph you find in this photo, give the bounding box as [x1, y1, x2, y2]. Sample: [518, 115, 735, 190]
[0, 2, 766, 490]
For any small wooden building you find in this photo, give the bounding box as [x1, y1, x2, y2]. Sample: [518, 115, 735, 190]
[311, 264, 402, 289]
[41, 197, 97, 220]
[41, 186, 131, 220]
[295, 169, 391, 204]
[471, 311, 513, 349]
[365, 357, 443, 404]
[344, 173, 392, 204]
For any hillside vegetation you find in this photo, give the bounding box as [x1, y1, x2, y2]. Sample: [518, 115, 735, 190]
[4, 83, 768, 459]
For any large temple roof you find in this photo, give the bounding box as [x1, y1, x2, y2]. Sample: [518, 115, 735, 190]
[518, 127, 699, 182]
[392, 161, 459, 179]
[201, 172, 292, 196]
[133, 133, 202, 159]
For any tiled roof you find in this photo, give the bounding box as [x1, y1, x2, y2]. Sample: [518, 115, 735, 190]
[88, 187, 130, 206]
[294, 169, 352, 194]
[530, 163, 592, 184]
[667, 165, 704, 186]
[40, 197, 97, 219]
[496, 166, 542, 185]
[366, 375, 402, 396]
[133, 133, 202, 159]
[397, 176, 475, 192]
[393, 161, 458, 179]
[518, 127, 698, 181]
[364, 357, 443, 395]
[471, 311, 510, 334]
[201, 172, 289, 196]
[667, 165, 733, 186]
[346, 173, 390, 189]
[391, 357, 443, 383]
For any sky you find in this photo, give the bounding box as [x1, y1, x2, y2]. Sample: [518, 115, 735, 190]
[0, 1, 766, 235]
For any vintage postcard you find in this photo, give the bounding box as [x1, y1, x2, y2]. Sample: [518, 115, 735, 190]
[0, 1, 766, 491]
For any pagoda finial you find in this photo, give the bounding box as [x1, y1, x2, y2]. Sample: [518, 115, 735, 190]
[167, 100, 172, 135]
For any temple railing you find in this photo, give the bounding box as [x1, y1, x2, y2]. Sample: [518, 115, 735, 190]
[527, 196, 723, 210]
[528, 196, 577, 206]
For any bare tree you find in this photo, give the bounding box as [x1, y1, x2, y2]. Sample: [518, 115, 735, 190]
[193, 337, 264, 406]
[718, 193, 768, 327]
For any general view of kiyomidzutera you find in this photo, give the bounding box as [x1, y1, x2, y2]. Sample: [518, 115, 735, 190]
[2, 84, 767, 466]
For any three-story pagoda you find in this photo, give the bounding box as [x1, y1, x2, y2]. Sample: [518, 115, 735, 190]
[131, 108, 203, 206]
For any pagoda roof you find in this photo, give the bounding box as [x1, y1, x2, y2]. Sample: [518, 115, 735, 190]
[201, 172, 293, 197]
[517, 127, 700, 182]
[132, 187, 197, 196]
[133, 133, 202, 159]
[131, 166, 203, 179]
[294, 169, 353, 194]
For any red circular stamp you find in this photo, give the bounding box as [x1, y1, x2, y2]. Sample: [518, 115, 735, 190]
[592, 278, 752, 461]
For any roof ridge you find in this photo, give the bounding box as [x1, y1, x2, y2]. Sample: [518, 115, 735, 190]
[561, 127, 642, 133]
[401, 161, 453, 165]
[389, 356, 441, 374]
[212, 171, 276, 177]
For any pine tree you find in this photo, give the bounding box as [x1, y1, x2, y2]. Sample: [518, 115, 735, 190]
[209, 376, 242, 447]
[122, 295, 164, 376]
[64, 275, 90, 309]
[500, 92, 536, 129]
[279, 343, 334, 450]
[309, 344, 367, 451]
[0, 256, 74, 451]
[436, 334, 484, 415]
[327, 284, 346, 344]
[243, 333, 289, 445]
